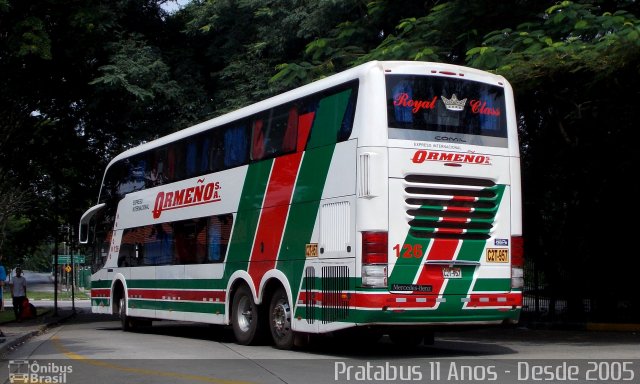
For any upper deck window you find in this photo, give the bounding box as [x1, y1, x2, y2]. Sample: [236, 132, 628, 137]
[386, 75, 508, 144]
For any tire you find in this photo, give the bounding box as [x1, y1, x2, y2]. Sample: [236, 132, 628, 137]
[231, 285, 263, 345]
[269, 287, 294, 349]
[120, 297, 136, 332]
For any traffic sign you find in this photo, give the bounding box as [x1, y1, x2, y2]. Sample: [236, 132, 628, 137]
[65, 265, 72, 273]
[52, 254, 85, 264]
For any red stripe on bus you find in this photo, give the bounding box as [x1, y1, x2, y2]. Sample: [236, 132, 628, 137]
[466, 293, 522, 307]
[440, 217, 469, 223]
[295, 291, 521, 310]
[415, 239, 460, 296]
[444, 206, 473, 212]
[248, 153, 304, 291]
[436, 228, 465, 234]
[247, 112, 314, 293]
[297, 112, 315, 152]
[297, 291, 439, 309]
[91, 288, 110, 298]
[451, 195, 477, 202]
[127, 289, 226, 302]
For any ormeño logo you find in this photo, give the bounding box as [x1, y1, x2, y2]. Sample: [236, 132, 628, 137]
[152, 178, 222, 219]
[8, 360, 73, 383]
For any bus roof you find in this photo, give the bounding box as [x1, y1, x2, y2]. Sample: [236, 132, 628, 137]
[106, 60, 509, 169]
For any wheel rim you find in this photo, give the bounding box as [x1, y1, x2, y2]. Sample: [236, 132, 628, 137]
[120, 298, 125, 319]
[236, 295, 253, 333]
[271, 298, 291, 339]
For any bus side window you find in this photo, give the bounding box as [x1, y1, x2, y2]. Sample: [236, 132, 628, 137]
[167, 146, 176, 182]
[209, 131, 225, 172]
[224, 124, 248, 168]
[251, 118, 265, 160]
[207, 214, 232, 263]
[157, 147, 167, 185]
[208, 216, 222, 262]
[200, 134, 211, 173]
[338, 87, 357, 142]
[174, 222, 190, 264]
[144, 224, 172, 266]
[185, 138, 198, 178]
[284, 106, 298, 153]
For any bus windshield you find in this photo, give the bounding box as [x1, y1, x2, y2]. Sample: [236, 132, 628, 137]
[386, 74, 508, 146]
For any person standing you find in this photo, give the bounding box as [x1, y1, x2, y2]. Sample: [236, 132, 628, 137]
[10, 267, 27, 321]
[0, 252, 6, 311]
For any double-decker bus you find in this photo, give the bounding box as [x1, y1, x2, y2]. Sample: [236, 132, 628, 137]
[79, 60, 523, 349]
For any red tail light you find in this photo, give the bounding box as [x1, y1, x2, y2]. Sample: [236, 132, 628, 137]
[510, 236, 524, 290]
[511, 236, 524, 267]
[362, 231, 388, 264]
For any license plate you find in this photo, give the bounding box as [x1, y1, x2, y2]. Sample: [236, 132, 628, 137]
[442, 267, 461, 279]
[486, 248, 509, 263]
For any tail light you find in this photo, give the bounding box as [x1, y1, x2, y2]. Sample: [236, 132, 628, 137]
[511, 236, 524, 289]
[361, 231, 388, 288]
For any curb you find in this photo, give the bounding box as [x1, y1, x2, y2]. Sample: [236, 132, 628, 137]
[0, 311, 76, 356]
[0, 326, 47, 355]
[585, 323, 640, 332]
[524, 321, 640, 332]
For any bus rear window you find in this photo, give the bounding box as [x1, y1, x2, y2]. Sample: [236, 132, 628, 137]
[386, 75, 507, 141]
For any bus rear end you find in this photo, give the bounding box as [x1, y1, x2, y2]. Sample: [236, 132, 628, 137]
[357, 62, 522, 331]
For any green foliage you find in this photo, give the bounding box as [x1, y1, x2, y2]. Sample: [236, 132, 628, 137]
[466, 1, 640, 84]
[90, 33, 182, 102]
[1, 0, 639, 320]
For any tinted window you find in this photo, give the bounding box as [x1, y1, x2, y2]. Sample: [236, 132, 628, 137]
[386, 75, 507, 139]
[118, 213, 233, 267]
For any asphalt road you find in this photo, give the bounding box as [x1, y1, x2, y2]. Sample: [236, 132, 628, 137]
[1, 311, 639, 384]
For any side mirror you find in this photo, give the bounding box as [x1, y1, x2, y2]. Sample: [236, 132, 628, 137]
[78, 203, 105, 244]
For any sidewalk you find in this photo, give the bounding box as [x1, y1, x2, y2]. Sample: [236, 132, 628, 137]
[0, 306, 75, 356]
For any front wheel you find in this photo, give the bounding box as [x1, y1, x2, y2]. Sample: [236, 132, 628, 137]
[231, 285, 263, 345]
[269, 287, 294, 349]
[120, 297, 136, 332]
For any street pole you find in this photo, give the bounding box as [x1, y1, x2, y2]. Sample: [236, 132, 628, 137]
[53, 228, 59, 317]
[70, 225, 75, 313]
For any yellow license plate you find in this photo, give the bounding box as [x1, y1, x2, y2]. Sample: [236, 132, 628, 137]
[486, 248, 509, 263]
[305, 243, 318, 257]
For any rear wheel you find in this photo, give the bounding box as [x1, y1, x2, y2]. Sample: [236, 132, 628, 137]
[269, 287, 294, 349]
[232, 285, 263, 345]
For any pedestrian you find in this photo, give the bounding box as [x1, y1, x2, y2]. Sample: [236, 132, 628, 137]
[10, 267, 27, 322]
[0, 252, 6, 338]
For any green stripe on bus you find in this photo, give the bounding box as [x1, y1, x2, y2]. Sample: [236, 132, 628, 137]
[473, 278, 511, 292]
[388, 235, 432, 286]
[277, 89, 352, 302]
[437, 185, 506, 316]
[225, 159, 273, 271]
[126, 279, 227, 290]
[306, 89, 352, 149]
[129, 299, 225, 313]
[91, 280, 111, 289]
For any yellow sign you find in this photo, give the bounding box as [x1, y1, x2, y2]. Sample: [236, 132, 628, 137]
[486, 248, 509, 263]
[305, 243, 319, 257]
[65, 265, 72, 273]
